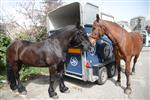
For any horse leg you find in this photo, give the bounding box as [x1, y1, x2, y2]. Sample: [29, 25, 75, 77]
[132, 55, 139, 74]
[59, 70, 69, 93]
[114, 53, 121, 86]
[124, 58, 132, 95]
[16, 63, 27, 94]
[7, 61, 18, 91]
[57, 62, 69, 93]
[115, 59, 121, 86]
[48, 67, 58, 98]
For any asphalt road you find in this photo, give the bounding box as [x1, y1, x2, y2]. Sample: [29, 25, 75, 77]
[0, 47, 150, 100]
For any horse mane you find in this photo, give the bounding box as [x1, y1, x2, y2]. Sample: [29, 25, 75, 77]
[49, 25, 76, 38]
[100, 20, 128, 33]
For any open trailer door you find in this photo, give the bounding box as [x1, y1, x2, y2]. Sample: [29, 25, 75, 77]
[47, 2, 81, 31]
[47, 2, 99, 31]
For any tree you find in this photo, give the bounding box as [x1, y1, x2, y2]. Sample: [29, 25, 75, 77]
[1, 0, 63, 41]
[15, 0, 63, 41]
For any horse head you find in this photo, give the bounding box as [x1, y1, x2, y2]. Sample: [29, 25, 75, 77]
[70, 24, 92, 51]
[89, 14, 106, 45]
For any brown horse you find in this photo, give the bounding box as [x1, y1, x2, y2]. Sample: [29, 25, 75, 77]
[90, 14, 143, 95]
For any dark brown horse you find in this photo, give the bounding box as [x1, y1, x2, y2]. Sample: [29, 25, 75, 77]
[6, 24, 92, 98]
[90, 14, 143, 95]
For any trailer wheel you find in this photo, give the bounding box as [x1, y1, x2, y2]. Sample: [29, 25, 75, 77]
[97, 67, 108, 85]
[107, 62, 116, 78]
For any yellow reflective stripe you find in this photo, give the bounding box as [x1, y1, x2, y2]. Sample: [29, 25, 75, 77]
[68, 48, 81, 54]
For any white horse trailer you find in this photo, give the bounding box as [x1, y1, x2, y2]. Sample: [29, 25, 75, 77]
[47, 2, 116, 85]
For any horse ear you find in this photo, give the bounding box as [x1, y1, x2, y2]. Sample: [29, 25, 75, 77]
[96, 14, 100, 22]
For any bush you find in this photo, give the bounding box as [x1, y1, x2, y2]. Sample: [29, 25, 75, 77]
[0, 34, 11, 70]
[0, 33, 11, 83]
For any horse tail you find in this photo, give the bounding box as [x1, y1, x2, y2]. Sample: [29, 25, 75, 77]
[6, 59, 11, 82]
[6, 58, 17, 90]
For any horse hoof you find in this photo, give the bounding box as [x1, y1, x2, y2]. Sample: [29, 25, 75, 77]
[124, 88, 132, 95]
[21, 90, 27, 95]
[64, 89, 70, 93]
[10, 85, 18, 91]
[18, 87, 26, 93]
[49, 92, 58, 98]
[60, 87, 69, 93]
[52, 95, 59, 99]
[115, 81, 121, 86]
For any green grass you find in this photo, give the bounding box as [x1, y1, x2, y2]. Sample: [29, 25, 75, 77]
[20, 67, 48, 81]
[0, 67, 48, 89]
[0, 67, 48, 88]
